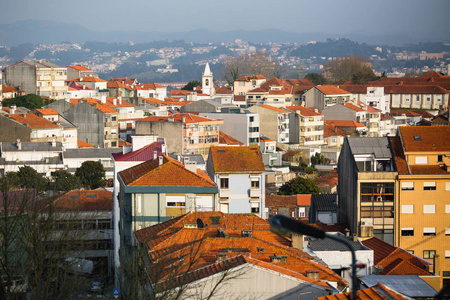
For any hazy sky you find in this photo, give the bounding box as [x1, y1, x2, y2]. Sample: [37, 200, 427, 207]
[1, 0, 449, 37]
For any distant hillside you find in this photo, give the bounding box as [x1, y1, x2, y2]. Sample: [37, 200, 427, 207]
[0, 20, 442, 47]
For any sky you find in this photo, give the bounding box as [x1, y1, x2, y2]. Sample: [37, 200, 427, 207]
[1, 0, 449, 39]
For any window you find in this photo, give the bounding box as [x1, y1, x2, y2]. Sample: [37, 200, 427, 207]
[416, 95, 420, 101]
[401, 205, 414, 214]
[444, 271, 450, 277]
[401, 182, 414, 191]
[112, 116, 117, 121]
[299, 207, 306, 218]
[251, 179, 260, 188]
[424, 227, 436, 236]
[239, 81, 245, 86]
[111, 141, 117, 147]
[251, 202, 259, 213]
[423, 182, 436, 190]
[249, 127, 259, 133]
[166, 196, 185, 207]
[423, 204, 436, 214]
[137, 195, 142, 214]
[220, 178, 229, 189]
[415, 156, 428, 164]
[427, 97, 431, 102]
[447, 182, 450, 191]
[249, 116, 254, 122]
[446, 250, 450, 259]
[252, 80, 256, 86]
[360, 182, 394, 202]
[446, 227, 450, 236]
[401, 228, 414, 236]
[447, 205, 450, 213]
[438, 155, 444, 162]
[424, 250, 436, 259]
[360, 206, 394, 218]
[406, 250, 414, 254]
[249, 137, 259, 143]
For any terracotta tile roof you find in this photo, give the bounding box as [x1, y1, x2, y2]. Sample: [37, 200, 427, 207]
[9, 113, 61, 129]
[70, 76, 107, 82]
[390, 109, 422, 117]
[134, 212, 346, 288]
[283, 78, 314, 86]
[268, 89, 288, 95]
[265, 195, 297, 207]
[313, 175, 338, 189]
[411, 110, 435, 119]
[389, 136, 409, 175]
[141, 113, 216, 124]
[215, 86, 233, 94]
[381, 258, 431, 276]
[163, 98, 193, 106]
[235, 75, 266, 81]
[77, 139, 95, 148]
[119, 155, 216, 187]
[315, 85, 351, 95]
[209, 146, 265, 173]
[297, 194, 312, 206]
[344, 102, 366, 112]
[323, 122, 349, 138]
[143, 97, 168, 106]
[431, 115, 449, 124]
[338, 84, 369, 94]
[110, 78, 136, 86]
[286, 105, 322, 116]
[107, 81, 133, 90]
[247, 87, 267, 93]
[69, 65, 92, 71]
[35, 108, 58, 115]
[133, 83, 163, 90]
[2, 85, 18, 93]
[260, 104, 291, 113]
[409, 165, 448, 175]
[325, 120, 365, 128]
[384, 85, 449, 94]
[219, 131, 244, 146]
[233, 95, 245, 102]
[399, 126, 450, 152]
[381, 113, 394, 120]
[317, 282, 410, 300]
[112, 139, 166, 161]
[361, 236, 397, 265]
[260, 77, 286, 89]
[104, 97, 135, 108]
[53, 190, 113, 211]
[170, 90, 193, 96]
[292, 84, 315, 94]
[118, 139, 131, 147]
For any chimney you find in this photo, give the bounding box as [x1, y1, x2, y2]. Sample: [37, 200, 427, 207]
[269, 255, 287, 263]
[161, 143, 167, 154]
[122, 145, 132, 155]
[352, 233, 358, 242]
[118, 96, 122, 105]
[216, 253, 228, 262]
[153, 150, 158, 160]
[16, 139, 21, 150]
[306, 270, 320, 281]
[345, 228, 350, 237]
[10, 105, 16, 115]
[113, 98, 117, 106]
[291, 233, 304, 250]
[51, 139, 56, 147]
[158, 156, 163, 166]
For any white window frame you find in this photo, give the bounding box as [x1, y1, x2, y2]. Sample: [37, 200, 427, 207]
[446, 227, 450, 236]
[401, 182, 414, 191]
[415, 156, 428, 164]
[401, 205, 414, 214]
[423, 227, 436, 236]
[446, 205, 450, 214]
[423, 204, 436, 214]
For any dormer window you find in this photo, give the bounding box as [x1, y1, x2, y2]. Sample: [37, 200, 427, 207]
[413, 136, 422, 141]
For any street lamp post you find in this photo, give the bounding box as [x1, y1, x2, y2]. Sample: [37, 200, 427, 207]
[270, 214, 357, 300]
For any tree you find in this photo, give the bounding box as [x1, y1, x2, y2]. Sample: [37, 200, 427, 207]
[48, 170, 81, 192]
[75, 161, 106, 189]
[278, 177, 321, 195]
[0, 182, 93, 299]
[220, 51, 285, 86]
[16, 166, 48, 193]
[323, 56, 378, 84]
[2, 94, 45, 110]
[304, 73, 326, 85]
[181, 80, 201, 91]
[310, 153, 328, 167]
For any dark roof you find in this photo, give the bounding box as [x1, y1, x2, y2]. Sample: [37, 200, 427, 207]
[359, 275, 437, 298]
[312, 194, 337, 211]
[64, 148, 119, 158]
[348, 137, 393, 159]
[306, 233, 369, 251]
[2, 141, 63, 152]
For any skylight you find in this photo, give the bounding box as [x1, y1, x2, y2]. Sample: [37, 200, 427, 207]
[413, 136, 422, 141]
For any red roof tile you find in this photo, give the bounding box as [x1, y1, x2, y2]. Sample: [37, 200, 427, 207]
[399, 126, 450, 152]
[323, 122, 349, 138]
[325, 120, 365, 128]
[315, 85, 351, 95]
[235, 75, 266, 81]
[317, 282, 410, 300]
[297, 194, 312, 206]
[119, 155, 216, 187]
[389, 136, 409, 175]
[69, 65, 92, 71]
[2, 85, 18, 93]
[77, 139, 95, 148]
[260, 104, 291, 113]
[112, 139, 166, 162]
[35, 108, 58, 115]
[70, 76, 106, 82]
[9, 113, 61, 129]
[53, 190, 113, 211]
[219, 131, 244, 146]
[265, 195, 297, 207]
[286, 105, 323, 116]
[209, 146, 265, 173]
